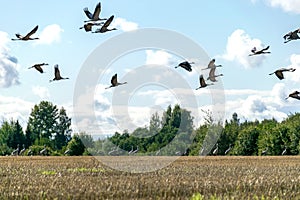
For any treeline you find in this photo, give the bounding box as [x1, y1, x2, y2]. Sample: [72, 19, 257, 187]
[90, 106, 300, 156]
[0, 101, 85, 156]
[1, 101, 300, 156]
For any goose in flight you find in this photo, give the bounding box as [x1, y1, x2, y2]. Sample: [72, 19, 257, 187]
[202, 59, 222, 70]
[50, 64, 69, 82]
[92, 15, 117, 33]
[196, 75, 213, 90]
[285, 91, 300, 100]
[28, 63, 48, 73]
[84, 2, 107, 22]
[105, 73, 127, 89]
[174, 61, 194, 72]
[11, 25, 39, 41]
[269, 68, 296, 80]
[207, 66, 224, 82]
[249, 46, 271, 56]
[284, 29, 300, 43]
[80, 22, 103, 32]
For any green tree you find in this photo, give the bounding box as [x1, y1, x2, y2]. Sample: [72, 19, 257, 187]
[53, 107, 72, 149]
[0, 120, 12, 155]
[66, 134, 85, 156]
[7, 120, 26, 149]
[26, 101, 59, 145]
[233, 126, 259, 155]
[78, 132, 94, 148]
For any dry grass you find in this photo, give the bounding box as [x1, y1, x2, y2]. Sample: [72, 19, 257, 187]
[0, 156, 299, 199]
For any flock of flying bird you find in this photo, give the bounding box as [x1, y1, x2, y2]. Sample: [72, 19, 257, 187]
[10, 1, 300, 100]
[10, 2, 117, 83]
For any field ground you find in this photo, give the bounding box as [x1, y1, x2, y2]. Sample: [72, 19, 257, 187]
[0, 156, 299, 199]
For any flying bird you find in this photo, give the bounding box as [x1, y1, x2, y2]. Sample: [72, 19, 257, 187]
[284, 28, 300, 43]
[28, 63, 49, 73]
[196, 75, 213, 90]
[249, 46, 271, 56]
[285, 91, 300, 100]
[207, 66, 224, 82]
[202, 59, 222, 70]
[92, 15, 117, 33]
[174, 61, 194, 72]
[79, 22, 103, 32]
[50, 64, 69, 82]
[11, 25, 39, 41]
[269, 68, 296, 80]
[84, 2, 107, 22]
[105, 73, 127, 89]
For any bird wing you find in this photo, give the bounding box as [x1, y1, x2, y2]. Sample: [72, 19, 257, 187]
[179, 61, 192, 71]
[93, 2, 101, 20]
[262, 46, 270, 51]
[24, 25, 38, 39]
[54, 65, 61, 79]
[275, 71, 284, 80]
[208, 67, 217, 82]
[209, 66, 216, 77]
[34, 64, 43, 73]
[103, 15, 114, 28]
[83, 7, 93, 19]
[199, 75, 206, 87]
[111, 74, 117, 86]
[15, 33, 22, 39]
[208, 59, 215, 68]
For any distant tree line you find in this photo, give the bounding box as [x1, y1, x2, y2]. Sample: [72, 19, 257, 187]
[1, 101, 300, 156]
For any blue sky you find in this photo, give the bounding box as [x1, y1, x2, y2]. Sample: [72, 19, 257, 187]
[1, 0, 300, 137]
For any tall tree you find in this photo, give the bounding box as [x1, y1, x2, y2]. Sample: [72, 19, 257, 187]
[26, 101, 59, 145]
[7, 120, 26, 149]
[54, 107, 72, 149]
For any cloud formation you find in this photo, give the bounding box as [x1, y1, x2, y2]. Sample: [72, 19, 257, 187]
[222, 29, 268, 69]
[112, 18, 138, 32]
[282, 54, 300, 84]
[35, 24, 63, 45]
[145, 50, 173, 66]
[0, 31, 20, 88]
[266, 0, 300, 14]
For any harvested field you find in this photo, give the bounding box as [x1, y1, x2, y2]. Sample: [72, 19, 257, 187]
[0, 156, 299, 199]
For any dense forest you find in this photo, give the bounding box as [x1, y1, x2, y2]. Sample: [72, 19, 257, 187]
[1, 101, 300, 156]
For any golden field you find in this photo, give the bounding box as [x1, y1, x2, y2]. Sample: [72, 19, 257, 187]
[0, 156, 299, 199]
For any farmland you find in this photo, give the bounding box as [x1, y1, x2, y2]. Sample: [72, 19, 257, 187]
[0, 156, 299, 199]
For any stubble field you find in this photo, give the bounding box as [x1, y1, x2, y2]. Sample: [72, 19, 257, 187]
[0, 156, 299, 200]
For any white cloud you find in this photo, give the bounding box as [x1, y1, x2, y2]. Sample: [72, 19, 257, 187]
[112, 18, 138, 32]
[266, 0, 300, 14]
[0, 95, 34, 128]
[221, 29, 268, 69]
[145, 50, 173, 66]
[32, 86, 50, 99]
[35, 24, 63, 45]
[0, 31, 20, 88]
[283, 54, 300, 83]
